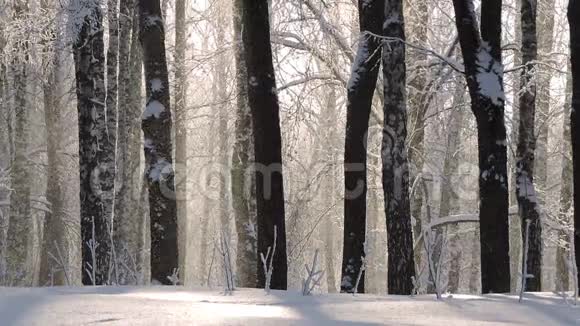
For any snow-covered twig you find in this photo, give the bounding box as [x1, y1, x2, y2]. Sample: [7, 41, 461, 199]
[167, 268, 179, 286]
[519, 219, 532, 303]
[353, 256, 366, 296]
[302, 249, 324, 296]
[260, 225, 277, 294]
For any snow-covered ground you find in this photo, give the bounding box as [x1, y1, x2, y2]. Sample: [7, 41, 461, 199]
[1, 286, 579, 325]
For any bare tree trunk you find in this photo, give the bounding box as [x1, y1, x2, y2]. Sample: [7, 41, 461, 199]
[106, 0, 119, 180]
[73, 1, 114, 285]
[452, 0, 511, 293]
[174, 0, 188, 284]
[114, 0, 148, 285]
[341, 0, 383, 294]
[40, 29, 67, 286]
[568, 0, 580, 288]
[382, 0, 415, 295]
[405, 0, 429, 262]
[534, 0, 556, 199]
[232, 0, 257, 288]
[515, 0, 542, 292]
[138, 0, 178, 284]
[7, 34, 32, 286]
[557, 68, 573, 290]
[214, 3, 230, 250]
[173, 0, 188, 283]
[241, 0, 288, 290]
[536, 0, 556, 291]
[0, 27, 8, 283]
[442, 80, 466, 293]
[509, 0, 523, 294]
[321, 87, 339, 294]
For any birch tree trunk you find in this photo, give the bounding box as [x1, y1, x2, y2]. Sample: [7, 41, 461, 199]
[73, 0, 114, 285]
[241, 0, 288, 290]
[341, 0, 384, 294]
[452, 0, 511, 293]
[381, 0, 415, 295]
[138, 0, 178, 284]
[515, 0, 542, 292]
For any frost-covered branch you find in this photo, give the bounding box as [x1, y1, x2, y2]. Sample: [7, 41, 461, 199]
[260, 225, 277, 294]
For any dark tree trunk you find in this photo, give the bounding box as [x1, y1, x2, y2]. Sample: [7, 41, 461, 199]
[515, 0, 542, 292]
[138, 0, 178, 284]
[381, 0, 415, 295]
[452, 0, 511, 293]
[232, 0, 257, 288]
[568, 0, 580, 288]
[73, 2, 114, 285]
[241, 0, 287, 290]
[106, 0, 119, 168]
[341, 0, 384, 294]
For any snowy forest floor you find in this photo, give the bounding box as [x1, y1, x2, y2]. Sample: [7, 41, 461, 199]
[1, 286, 579, 325]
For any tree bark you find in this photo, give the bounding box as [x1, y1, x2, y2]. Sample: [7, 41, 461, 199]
[40, 26, 67, 286]
[557, 68, 573, 291]
[442, 80, 466, 293]
[381, 0, 415, 295]
[405, 0, 429, 264]
[72, 1, 114, 285]
[534, 0, 556, 197]
[106, 0, 119, 178]
[241, 0, 288, 290]
[174, 0, 188, 284]
[232, 0, 257, 288]
[452, 0, 511, 293]
[568, 0, 580, 289]
[341, 0, 384, 294]
[7, 36, 31, 286]
[515, 0, 542, 292]
[138, 0, 179, 284]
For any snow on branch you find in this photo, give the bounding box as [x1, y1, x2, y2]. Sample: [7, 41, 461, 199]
[363, 31, 465, 74]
